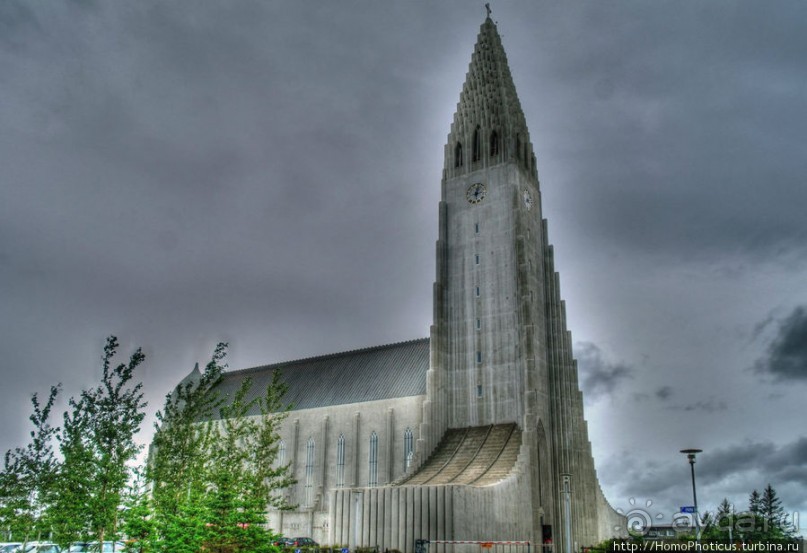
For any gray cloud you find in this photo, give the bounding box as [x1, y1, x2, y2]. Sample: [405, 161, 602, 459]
[655, 386, 673, 401]
[755, 306, 807, 382]
[671, 398, 728, 414]
[576, 342, 633, 401]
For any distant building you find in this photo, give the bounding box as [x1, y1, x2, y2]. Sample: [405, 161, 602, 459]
[179, 13, 625, 552]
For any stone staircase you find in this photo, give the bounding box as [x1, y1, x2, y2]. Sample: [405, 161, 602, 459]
[397, 423, 521, 487]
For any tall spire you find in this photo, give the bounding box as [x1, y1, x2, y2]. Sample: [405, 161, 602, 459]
[445, 16, 536, 179]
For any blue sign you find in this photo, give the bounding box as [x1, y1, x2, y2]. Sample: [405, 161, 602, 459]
[680, 506, 696, 513]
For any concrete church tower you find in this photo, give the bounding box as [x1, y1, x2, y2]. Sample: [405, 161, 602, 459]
[413, 15, 622, 549]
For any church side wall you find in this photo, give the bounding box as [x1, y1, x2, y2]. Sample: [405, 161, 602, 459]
[264, 395, 425, 545]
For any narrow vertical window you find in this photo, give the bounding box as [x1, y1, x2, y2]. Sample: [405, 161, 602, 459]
[475, 254, 480, 265]
[403, 428, 414, 471]
[476, 286, 480, 297]
[476, 351, 482, 363]
[455, 142, 463, 168]
[476, 319, 481, 330]
[490, 130, 499, 157]
[477, 385, 483, 398]
[278, 440, 286, 467]
[368, 432, 378, 487]
[336, 434, 345, 488]
[472, 125, 481, 162]
[516, 134, 522, 160]
[305, 437, 315, 507]
[475, 223, 479, 234]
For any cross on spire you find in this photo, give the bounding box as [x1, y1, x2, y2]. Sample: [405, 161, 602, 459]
[485, 3, 492, 18]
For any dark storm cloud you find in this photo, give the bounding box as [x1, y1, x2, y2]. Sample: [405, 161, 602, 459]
[576, 342, 633, 401]
[755, 306, 807, 382]
[655, 386, 673, 401]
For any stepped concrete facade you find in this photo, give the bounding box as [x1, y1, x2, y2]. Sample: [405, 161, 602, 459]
[183, 14, 625, 552]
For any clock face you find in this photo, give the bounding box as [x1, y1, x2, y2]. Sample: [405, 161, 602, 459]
[523, 188, 533, 210]
[466, 182, 487, 204]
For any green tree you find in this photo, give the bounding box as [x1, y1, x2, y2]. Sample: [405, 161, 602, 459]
[148, 343, 295, 553]
[749, 489, 762, 516]
[51, 336, 147, 546]
[148, 348, 226, 553]
[760, 484, 793, 539]
[120, 467, 157, 553]
[0, 385, 61, 545]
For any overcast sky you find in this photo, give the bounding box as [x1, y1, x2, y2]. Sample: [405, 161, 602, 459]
[2, 0, 806, 534]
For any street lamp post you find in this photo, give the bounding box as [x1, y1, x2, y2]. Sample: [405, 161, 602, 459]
[680, 449, 703, 540]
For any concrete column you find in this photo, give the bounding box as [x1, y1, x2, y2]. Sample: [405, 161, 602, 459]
[334, 490, 343, 545]
[391, 487, 401, 551]
[383, 486, 392, 550]
[320, 416, 330, 492]
[385, 408, 394, 484]
[429, 486, 437, 541]
[414, 486, 422, 545]
[362, 489, 371, 546]
[353, 412, 361, 486]
[369, 488, 377, 548]
[405, 487, 414, 553]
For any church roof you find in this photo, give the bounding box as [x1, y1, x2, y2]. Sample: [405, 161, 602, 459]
[212, 338, 430, 415]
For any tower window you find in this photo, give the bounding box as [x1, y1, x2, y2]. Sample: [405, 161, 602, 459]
[477, 385, 483, 398]
[516, 134, 521, 160]
[336, 434, 345, 488]
[476, 286, 480, 297]
[472, 125, 481, 162]
[475, 254, 480, 265]
[476, 318, 481, 330]
[476, 351, 482, 363]
[475, 223, 479, 234]
[368, 431, 378, 487]
[455, 142, 463, 168]
[490, 130, 499, 157]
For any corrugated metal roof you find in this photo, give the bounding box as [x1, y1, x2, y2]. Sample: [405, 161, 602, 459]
[212, 338, 429, 416]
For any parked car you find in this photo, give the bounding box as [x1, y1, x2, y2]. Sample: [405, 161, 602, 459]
[291, 537, 318, 547]
[0, 544, 22, 553]
[8, 543, 61, 553]
[85, 543, 124, 553]
[273, 538, 295, 547]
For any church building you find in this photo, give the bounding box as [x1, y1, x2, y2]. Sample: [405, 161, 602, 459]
[198, 13, 624, 552]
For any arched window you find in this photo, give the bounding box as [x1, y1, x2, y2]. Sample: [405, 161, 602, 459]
[336, 434, 346, 488]
[368, 432, 378, 487]
[490, 130, 499, 158]
[403, 428, 414, 471]
[472, 125, 481, 162]
[304, 437, 315, 507]
[278, 440, 286, 467]
[454, 142, 463, 168]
